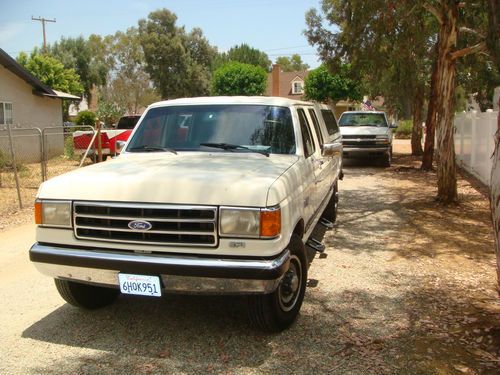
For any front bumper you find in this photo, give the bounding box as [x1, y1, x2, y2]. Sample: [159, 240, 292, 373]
[342, 146, 390, 157]
[30, 243, 290, 295]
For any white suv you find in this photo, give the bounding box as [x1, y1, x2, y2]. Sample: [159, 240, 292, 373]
[338, 111, 395, 167]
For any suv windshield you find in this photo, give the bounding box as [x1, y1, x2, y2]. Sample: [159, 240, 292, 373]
[339, 113, 388, 127]
[126, 105, 296, 155]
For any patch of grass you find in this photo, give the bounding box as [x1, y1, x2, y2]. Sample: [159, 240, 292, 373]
[395, 120, 412, 139]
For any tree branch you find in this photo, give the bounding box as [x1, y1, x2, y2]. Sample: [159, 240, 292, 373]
[423, 2, 444, 24]
[459, 27, 485, 39]
[450, 41, 487, 60]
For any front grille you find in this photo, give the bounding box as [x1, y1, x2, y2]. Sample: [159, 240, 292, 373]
[74, 202, 218, 247]
[343, 141, 377, 147]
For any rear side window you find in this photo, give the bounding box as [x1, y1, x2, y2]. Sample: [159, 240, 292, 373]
[297, 109, 315, 158]
[321, 110, 340, 135]
[117, 116, 140, 129]
[308, 109, 324, 146]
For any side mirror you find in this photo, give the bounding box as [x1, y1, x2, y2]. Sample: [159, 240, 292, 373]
[322, 142, 342, 157]
[390, 123, 397, 129]
[116, 140, 126, 154]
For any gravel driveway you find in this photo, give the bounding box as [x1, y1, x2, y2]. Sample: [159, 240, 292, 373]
[1, 140, 499, 374]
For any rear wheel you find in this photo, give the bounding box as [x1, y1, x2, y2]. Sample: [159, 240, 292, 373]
[323, 182, 339, 223]
[54, 279, 119, 309]
[247, 234, 307, 332]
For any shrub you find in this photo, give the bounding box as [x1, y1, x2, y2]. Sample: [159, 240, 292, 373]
[394, 120, 413, 139]
[212, 62, 267, 96]
[75, 110, 96, 125]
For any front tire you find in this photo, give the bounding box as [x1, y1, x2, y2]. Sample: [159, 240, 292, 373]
[54, 279, 119, 309]
[382, 147, 392, 167]
[247, 234, 307, 332]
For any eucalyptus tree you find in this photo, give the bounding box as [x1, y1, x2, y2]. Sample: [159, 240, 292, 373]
[305, 0, 434, 156]
[138, 9, 217, 98]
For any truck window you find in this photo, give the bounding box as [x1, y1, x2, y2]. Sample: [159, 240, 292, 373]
[308, 109, 324, 146]
[321, 110, 340, 135]
[297, 109, 315, 158]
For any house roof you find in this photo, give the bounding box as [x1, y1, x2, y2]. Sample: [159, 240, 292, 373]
[266, 69, 309, 100]
[0, 48, 80, 100]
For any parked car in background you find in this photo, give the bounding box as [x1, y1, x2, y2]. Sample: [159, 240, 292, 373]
[72, 115, 141, 161]
[338, 111, 395, 167]
[30, 97, 342, 332]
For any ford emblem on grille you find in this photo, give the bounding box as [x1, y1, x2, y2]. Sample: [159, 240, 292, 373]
[128, 220, 153, 231]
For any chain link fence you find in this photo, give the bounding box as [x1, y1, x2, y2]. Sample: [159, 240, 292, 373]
[0, 124, 96, 217]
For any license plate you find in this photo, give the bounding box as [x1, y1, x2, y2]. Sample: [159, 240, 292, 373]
[118, 273, 162, 297]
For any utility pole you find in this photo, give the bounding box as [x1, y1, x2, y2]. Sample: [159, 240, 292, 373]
[31, 16, 56, 51]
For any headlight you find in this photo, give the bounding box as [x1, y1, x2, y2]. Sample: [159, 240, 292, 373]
[220, 206, 281, 238]
[375, 135, 390, 144]
[35, 200, 72, 228]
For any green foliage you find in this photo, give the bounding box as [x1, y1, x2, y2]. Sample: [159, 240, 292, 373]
[394, 120, 413, 139]
[305, 1, 435, 118]
[138, 9, 216, 98]
[98, 28, 160, 115]
[96, 101, 123, 126]
[47, 36, 109, 102]
[64, 136, 75, 159]
[212, 62, 267, 96]
[16, 52, 83, 95]
[275, 55, 309, 72]
[304, 64, 362, 103]
[215, 44, 271, 71]
[75, 110, 96, 125]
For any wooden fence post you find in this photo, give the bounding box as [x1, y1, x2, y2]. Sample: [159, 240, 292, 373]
[95, 118, 102, 163]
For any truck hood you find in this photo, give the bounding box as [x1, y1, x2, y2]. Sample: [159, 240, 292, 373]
[38, 152, 299, 207]
[340, 126, 390, 136]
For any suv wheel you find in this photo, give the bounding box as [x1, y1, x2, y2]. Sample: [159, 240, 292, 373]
[323, 182, 339, 223]
[54, 279, 119, 309]
[247, 234, 307, 332]
[382, 147, 392, 167]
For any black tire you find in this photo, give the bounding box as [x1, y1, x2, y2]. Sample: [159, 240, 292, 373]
[323, 181, 339, 223]
[54, 279, 119, 310]
[382, 147, 392, 167]
[247, 234, 307, 332]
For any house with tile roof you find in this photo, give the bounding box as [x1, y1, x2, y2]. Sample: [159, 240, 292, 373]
[266, 64, 357, 118]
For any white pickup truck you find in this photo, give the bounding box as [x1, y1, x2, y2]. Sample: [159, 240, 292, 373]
[30, 97, 342, 331]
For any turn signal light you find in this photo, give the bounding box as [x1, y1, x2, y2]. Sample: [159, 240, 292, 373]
[260, 208, 281, 238]
[34, 202, 42, 224]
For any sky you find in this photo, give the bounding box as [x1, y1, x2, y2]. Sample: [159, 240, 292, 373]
[0, 0, 324, 69]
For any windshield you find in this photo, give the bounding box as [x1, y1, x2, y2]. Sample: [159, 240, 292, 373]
[126, 105, 296, 155]
[339, 113, 388, 127]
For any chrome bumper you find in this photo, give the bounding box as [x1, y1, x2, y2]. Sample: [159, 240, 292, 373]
[342, 146, 390, 153]
[30, 243, 290, 295]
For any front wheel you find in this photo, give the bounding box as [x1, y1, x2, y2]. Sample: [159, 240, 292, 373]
[247, 234, 307, 332]
[382, 147, 392, 167]
[54, 279, 119, 309]
[322, 182, 339, 223]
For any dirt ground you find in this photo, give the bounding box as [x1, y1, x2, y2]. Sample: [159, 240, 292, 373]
[0, 139, 498, 374]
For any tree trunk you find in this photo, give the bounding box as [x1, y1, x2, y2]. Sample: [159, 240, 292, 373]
[427, 1, 459, 203]
[411, 85, 424, 156]
[490, 100, 500, 291]
[422, 54, 438, 170]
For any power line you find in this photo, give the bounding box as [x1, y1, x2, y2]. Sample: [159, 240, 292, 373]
[263, 45, 310, 52]
[31, 16, 56, 51]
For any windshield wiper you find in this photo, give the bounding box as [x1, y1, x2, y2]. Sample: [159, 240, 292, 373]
[200, 142, 269, 157]
[128, 145, 177, 155]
